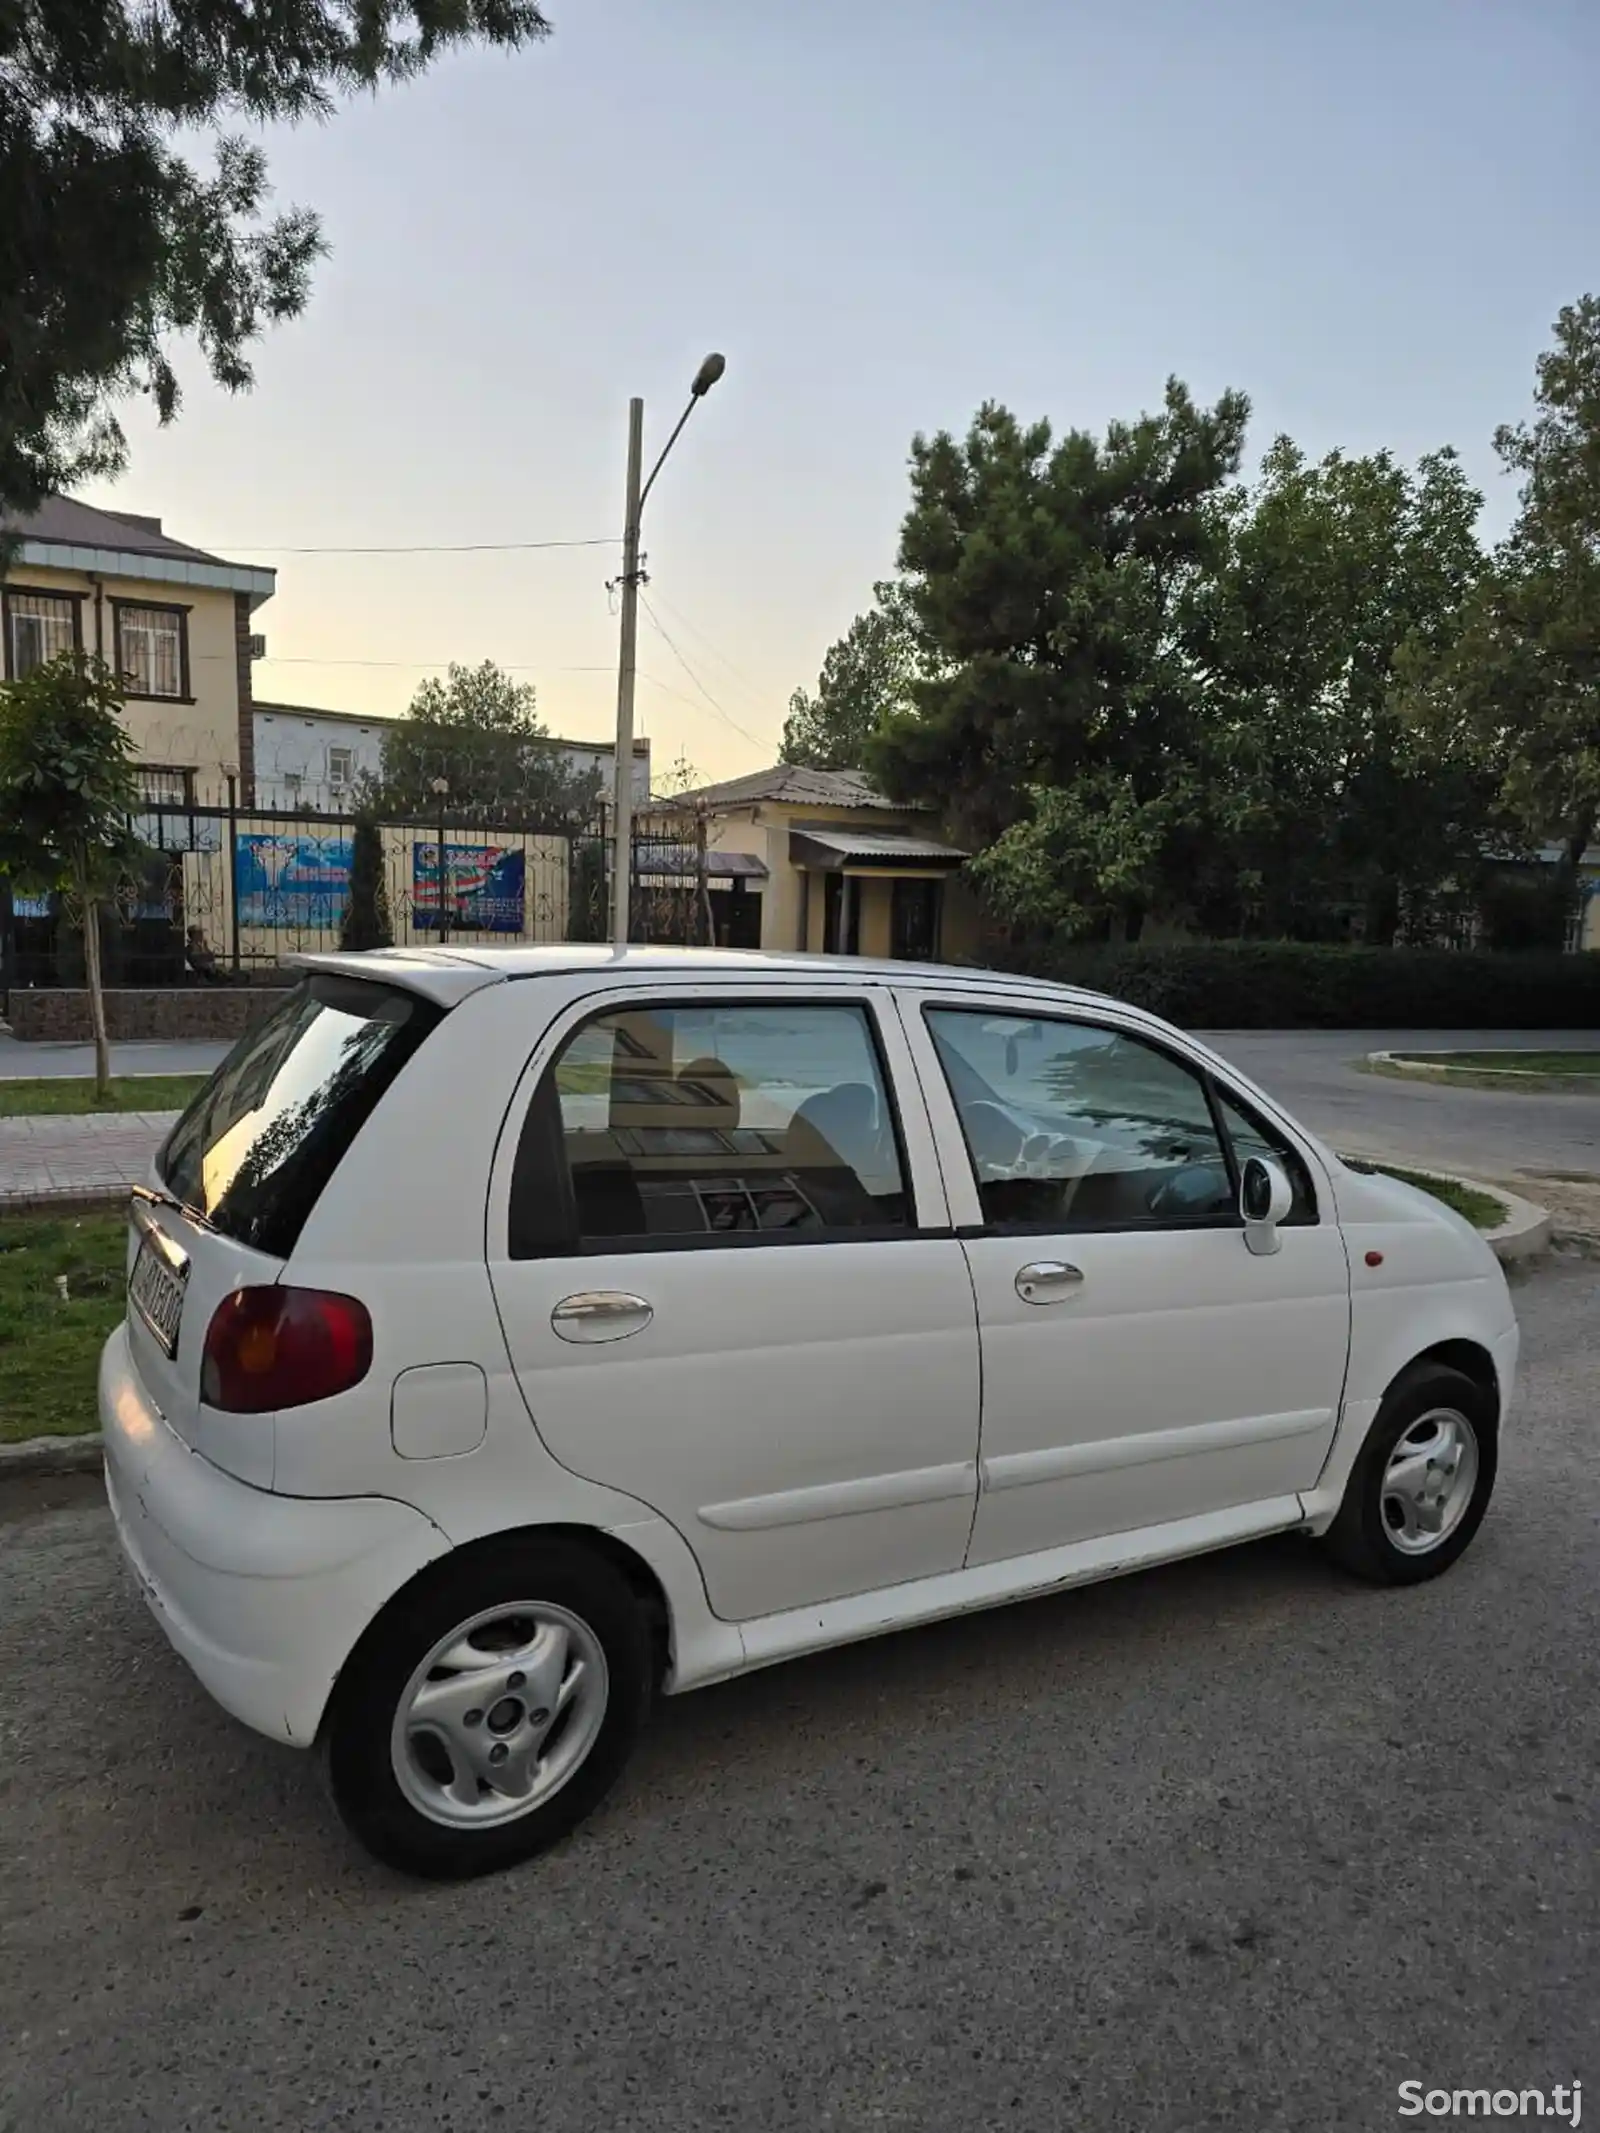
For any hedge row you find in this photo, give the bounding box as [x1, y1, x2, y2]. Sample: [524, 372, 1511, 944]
[987, 941, 1600, 1030]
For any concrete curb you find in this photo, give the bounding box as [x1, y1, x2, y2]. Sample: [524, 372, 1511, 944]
[0, 1186, 134, 1218]
[1367, 1048, 1600, 1092]
[0, 1432, 103, 1476]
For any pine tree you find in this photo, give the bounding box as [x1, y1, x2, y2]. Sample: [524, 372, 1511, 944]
[339, 816, 392, 952]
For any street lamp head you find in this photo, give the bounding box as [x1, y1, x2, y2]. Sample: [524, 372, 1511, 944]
[430, 777, 449, 797]
[690, 352, 726, 398]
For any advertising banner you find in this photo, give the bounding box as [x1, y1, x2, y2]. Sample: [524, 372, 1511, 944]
[413, 842, 526, 934]
[236, 831, 353, 929]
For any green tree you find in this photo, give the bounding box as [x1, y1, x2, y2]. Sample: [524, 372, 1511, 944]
[0, 654, 141, 1094]
[0, 0, 551, 519]
[338, 814, 392, 951]
[372, 661, 600, 823]
[1193, 440, 1489, 942]
[871, 379, 1250, 934]
[782, 585, 922, 769]
[1406, 297, 1600, 907]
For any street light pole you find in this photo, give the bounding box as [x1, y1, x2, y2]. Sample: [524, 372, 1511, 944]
[609, 399, 645, 948]
[610, 352, 726, 947]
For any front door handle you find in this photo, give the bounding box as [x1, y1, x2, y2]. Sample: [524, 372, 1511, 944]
[551, 1292, 654, 1344]
[1015, 1260, 1085, 1305]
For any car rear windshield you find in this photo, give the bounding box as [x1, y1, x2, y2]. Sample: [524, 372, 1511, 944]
[159, 974, 442, 1257]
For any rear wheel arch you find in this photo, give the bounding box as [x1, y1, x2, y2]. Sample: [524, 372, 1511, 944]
[320, 1520, 672, 1742]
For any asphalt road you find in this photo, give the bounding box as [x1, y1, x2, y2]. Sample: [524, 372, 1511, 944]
[3, 1258, 1597, 2132]
[1200, 1029, 1600, 1182]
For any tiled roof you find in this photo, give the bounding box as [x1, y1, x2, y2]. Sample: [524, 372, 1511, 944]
[5, 494, 231, 566]
[681, 765, 910, 811]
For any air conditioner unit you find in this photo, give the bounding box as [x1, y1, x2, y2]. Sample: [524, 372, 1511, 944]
[247, 633, 267, 660]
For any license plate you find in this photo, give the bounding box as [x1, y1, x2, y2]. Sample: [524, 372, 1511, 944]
[129, 1229, 189, 1358]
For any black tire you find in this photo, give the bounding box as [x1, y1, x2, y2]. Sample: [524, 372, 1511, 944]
[323, 1535, 652, 1880]
[1321, 1361, 1498, 1585]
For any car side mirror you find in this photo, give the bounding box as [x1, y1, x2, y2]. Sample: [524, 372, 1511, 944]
[1240, 1153, 1293, 1256]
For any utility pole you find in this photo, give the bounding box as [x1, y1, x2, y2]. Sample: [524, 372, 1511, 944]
[609, 399, 645, 948]
[609, 353, 727, 947]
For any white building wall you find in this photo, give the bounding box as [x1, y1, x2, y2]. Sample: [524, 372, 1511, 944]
[251, 707, 651, 814]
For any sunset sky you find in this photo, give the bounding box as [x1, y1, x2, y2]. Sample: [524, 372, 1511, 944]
[82, 0, 1597, 783]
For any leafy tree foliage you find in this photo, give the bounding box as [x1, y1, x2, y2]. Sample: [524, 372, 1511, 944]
[870, 379, 1250, 933]
[0, 654, 142, 1092]
[372, 661, 600, 824]
[1192, 440, 1489, 943]
[1406, 297, 1600, 898]
[0, 0, 551, 517]
[781, 585, 922, 769]
[865, 374, 1515, 942]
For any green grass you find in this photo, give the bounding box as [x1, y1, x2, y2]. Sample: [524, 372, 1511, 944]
[0, 1075, 206, 1118]
[1343, 1158, 1506, 1230]
[1396, 1050, 1600, 1076]
[0, 1212, 129, 1442]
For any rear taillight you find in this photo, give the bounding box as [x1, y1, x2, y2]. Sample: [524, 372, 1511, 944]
[200, 1287, 373, 1413]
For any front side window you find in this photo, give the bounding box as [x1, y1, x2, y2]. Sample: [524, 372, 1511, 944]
[115, 602, 187, 699]
[518, 1000, 910, 1252]
[1214, 1089, 1318, 1223]
[328, 745, 354, 788]
[926, 1009, 1237, 1232]
[4, 588, 79, 677]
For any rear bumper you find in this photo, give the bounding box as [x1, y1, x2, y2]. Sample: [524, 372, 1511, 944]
[100, 1324, 449, 1747]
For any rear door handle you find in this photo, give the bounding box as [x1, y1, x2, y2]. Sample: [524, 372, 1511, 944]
[551, 1292, 654, 1344]
[1015, 1260, 1084, 1305]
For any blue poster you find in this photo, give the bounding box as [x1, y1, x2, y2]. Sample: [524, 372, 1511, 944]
[236, 831, 353, 928]
[413, 842, 525, 933]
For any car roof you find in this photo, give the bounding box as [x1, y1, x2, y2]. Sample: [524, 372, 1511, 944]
[288, 942, 1120, 1013]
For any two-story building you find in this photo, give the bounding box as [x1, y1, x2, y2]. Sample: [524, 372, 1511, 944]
[1, 495, 275, 804]
[252, 701, 654, 815]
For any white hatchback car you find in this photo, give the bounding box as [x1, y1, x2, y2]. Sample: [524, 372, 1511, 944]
[103, 947, 1518, 1877]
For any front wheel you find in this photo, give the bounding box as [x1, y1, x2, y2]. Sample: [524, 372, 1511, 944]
[323, 1536, 652, 1879]
[1321, 1361, 1498, 1585]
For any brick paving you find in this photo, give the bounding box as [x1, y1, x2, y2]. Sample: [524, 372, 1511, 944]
[0, 1112, 178, 1210]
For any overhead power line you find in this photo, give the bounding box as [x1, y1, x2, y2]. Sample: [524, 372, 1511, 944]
[202, 536, 618, 556]
[637, 592, 767, 754]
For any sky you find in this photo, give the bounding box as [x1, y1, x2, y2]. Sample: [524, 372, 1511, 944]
[83, 0, 1599, 782]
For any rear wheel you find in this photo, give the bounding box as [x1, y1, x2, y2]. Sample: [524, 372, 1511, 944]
[324, 1536, 652, 1879]
[1322, 1362, 1497, 1585]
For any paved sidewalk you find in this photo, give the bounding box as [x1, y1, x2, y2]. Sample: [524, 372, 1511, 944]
[0, 1111, 177, 1208]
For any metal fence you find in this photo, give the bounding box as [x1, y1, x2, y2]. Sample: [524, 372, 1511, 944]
[1, 789, 717, 1003]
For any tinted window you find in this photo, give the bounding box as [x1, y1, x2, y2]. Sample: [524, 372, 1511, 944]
[539, 1001, 908, 1246]
[160, 976, 440, 1256]
[926, 1009, 1236, 1232]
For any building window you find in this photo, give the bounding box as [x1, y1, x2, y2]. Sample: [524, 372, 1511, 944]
[135, 765, 195, 808]
[114, 601, 189, 700]
[3, 587, 81, 678]
[327, 745, 354, 791]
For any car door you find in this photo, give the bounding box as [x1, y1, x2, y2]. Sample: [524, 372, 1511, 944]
[897, 992, 1351, 1569]
[486, 983, 982, 1623]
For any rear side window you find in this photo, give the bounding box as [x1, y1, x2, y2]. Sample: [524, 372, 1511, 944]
[159, 975, 441, 1256]
[510, 1000, 910, 1254]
